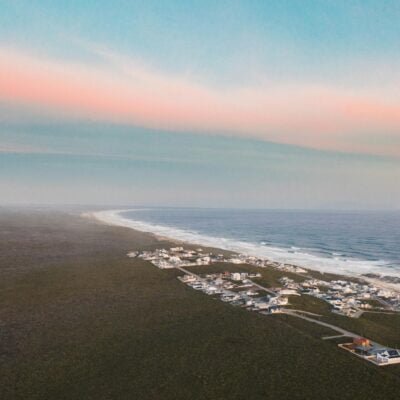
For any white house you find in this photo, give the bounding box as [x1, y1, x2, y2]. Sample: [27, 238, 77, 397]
[376, 349, 400, 365]
[231, 272, 242, 281]
[278, 289, 300, 296]
[180, 274, 197, 283]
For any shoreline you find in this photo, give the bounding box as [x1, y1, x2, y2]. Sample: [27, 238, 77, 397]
[85, 209, 400, 294]
[3, 208, 400, 398]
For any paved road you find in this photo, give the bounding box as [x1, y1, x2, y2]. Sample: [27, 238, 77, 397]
[373, 295, 394, 310]
[248, 280, 277, 296]
[177, 266, 277, 296]
[352, 309, 364, 319]
[280, 309, 386, 348]
[176, 265, 202, 279]
[322, 334, 347, 340]
[282, 310, 358, 338]
[364, 310, 400, 315]
[288, 309, 322, 317]
[177, 265, 390, 350]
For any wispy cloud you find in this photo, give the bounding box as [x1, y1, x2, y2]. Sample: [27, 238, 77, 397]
[1, 45, 400, 156]
[0, 143, 49, 155]
[0, 140, 202, 165]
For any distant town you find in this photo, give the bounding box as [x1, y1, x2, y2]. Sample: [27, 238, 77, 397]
[128, 246, 400, 366]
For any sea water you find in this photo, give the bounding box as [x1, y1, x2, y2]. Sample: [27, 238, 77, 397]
[113, 208, 400, 279]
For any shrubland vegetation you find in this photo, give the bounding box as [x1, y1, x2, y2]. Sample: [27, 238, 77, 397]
[1, 210, 399, 399]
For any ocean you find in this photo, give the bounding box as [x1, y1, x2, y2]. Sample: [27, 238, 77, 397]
[101, 208, 400, 279]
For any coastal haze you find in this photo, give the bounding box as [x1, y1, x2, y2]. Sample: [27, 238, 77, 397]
[1, 1, 400, 210]
[1, 1, 400, 399]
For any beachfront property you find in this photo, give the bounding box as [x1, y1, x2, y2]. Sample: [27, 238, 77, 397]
[177, 269, 400, 366]
[297, 278, 400, 316]
[134, 247, 215, 269]
[178, 271, 284, 315]
[130, 247, 400, 314]
[133, 246, 392, 316]
[128, 246, 400, 367]
[339, 338, 400, 366]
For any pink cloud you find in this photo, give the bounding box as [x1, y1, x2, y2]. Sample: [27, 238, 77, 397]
[1, 46, 399, 156]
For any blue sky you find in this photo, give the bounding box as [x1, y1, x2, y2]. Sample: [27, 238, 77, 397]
[0, 1, 399, 208]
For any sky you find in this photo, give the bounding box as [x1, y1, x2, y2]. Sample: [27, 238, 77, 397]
[0, 0, 399, 208]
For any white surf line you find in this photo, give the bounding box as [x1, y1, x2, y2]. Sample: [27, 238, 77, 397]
[86, 209, 400, 294]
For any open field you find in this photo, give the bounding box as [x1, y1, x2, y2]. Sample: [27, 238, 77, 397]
[187, 262, 400, 348]
[1, 209, 400, 399]
[185, 262, 305, 287]
[322, 311, 400, 349]
[285, 293, 400, 348]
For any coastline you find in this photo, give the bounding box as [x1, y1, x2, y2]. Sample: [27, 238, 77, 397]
[86, 209, 400, 294]
[3, 208, 399, 399]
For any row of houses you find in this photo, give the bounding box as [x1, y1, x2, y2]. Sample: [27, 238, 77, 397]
[231, 255, 400, 311]
[132, 247, 309, 274]
[178, 270, 400, 367]
[179, 272, 285, 314]
[128, 247, 400, 366]
[134, 247, 215, 268]
[129, 247, 399, 313]
[225, 254, 308, 274]
[278, 276, 400, 316]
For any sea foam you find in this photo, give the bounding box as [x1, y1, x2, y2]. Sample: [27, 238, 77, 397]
[89, 209, 399, 281]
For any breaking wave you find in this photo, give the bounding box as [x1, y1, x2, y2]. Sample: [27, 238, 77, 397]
[90, 209, 399, 280]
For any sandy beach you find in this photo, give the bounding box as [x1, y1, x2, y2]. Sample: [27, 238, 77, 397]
[88, 209, 400, 294]
[1, 208, 399, 400]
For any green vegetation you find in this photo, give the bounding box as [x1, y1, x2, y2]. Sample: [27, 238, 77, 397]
[287, 294, 332, 315]
[322, 312, 400, 349]
[1, 210, 399, 400]
[364, 299, 385, 308]
[189, 263, 400, 348]
[186, 262, 304, 287]
[283, 292, 400, 348]
[274, 314, 337, 339]
[305, 269, 363, 284]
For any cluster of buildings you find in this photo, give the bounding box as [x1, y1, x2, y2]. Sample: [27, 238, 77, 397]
[226, 254, 308, 274]
[178, 271, 400, 366]
[131, 247, 307, 274]
[132, 247, 216, 268]
[278, 276, 400, 316]
[128, 246, 400, 367]
[339, 337, 400, 366]
[129, 247, 400, 316]
[179, 271, 285, 314]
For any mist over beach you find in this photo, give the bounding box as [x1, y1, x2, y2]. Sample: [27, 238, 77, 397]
[2, 1, 400, 399]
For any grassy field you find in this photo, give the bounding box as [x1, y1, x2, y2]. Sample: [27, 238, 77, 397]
[286, 293, 333, 315]
[1, 209, 400, 399]
[285, 293, 400, 348]
[322, 312, 400, 348]
[186, 262, 305, 287]
[188, 262, 400, 348]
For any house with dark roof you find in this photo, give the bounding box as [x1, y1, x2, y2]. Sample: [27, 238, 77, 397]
[376, 349, 400, 365]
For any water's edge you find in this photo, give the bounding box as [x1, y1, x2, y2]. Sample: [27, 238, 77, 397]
[85, 209, 400, 292]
